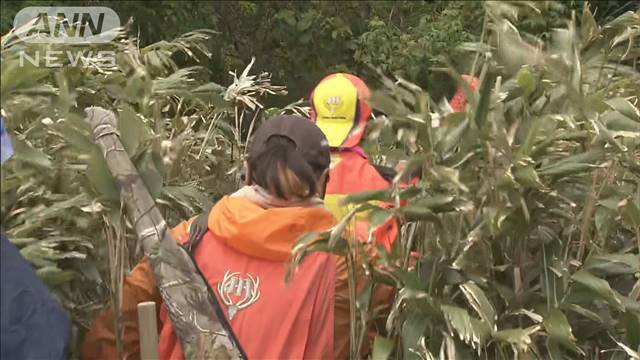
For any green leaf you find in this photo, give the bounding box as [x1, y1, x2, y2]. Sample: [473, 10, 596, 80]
[595, 207, 616, 240]
[471, 64, 493, 130]
[584, 253, 640, 275]
[36, 266, 78, 286]
[611, 335, 640, 359]
[460, 281, 497, 329]
[328, 204, 374, 246]
[341, 189, 389, 206]
[622, 295, 640, 315]
[372, 336, 394, 360]
[429, 165, 469, 192]
[368, 208, 393, 228]
[542, 308, 579, 353]
[571, 270, 624, 310]
[516, 67, 536, 96]
[297, 14, 313, 31]
[31, 194, 88, 221]
[118, 105, 150, 156]
[593, 117, 628, 153]
[565, 304, 602, 323]
[86, 148, 119, 204]
[514, 165, 543, 189]
[11, 138, 52, 169]
[398, 186, 422, 200]
[402, 315, 428, 360]
[277, 9, 297, 26]
[413, 195, 457, 212]
[137, 151, 164, 200]
[20, 243, 86, 268]
[518, 117, 546, 158]
[440, 305, 490, 347]
[601, 111, 640, 132]
[399, 204, 438, 222]
[619, 198, 640, 230]
[538, 151, 605, 177]
[492, 325, 541, 351]
[394, 155, 427, 184]
[581, 3, 599, 42]
[605, 98, 640, 122]
[625, 313, 640, 351]
[599, 196, 623, 210]
[436, 117, 469, 154]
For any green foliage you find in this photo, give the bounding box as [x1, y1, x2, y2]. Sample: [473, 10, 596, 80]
[1, 1, 484, 105]
[293, 2, 640, 358]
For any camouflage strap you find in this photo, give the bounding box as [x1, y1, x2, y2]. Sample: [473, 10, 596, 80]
[85, 107, 245, 360]
[184, 206, 213, 254]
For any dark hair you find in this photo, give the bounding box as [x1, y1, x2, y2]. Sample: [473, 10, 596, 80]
[248, 135, 326, 200]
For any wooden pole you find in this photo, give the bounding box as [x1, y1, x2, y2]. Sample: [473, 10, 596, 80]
[137, 302, 160, 360]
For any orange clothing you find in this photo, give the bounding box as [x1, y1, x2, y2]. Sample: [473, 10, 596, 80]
[449, 75, 480, 113]
[82, 196, 338, 360]
[324, 150, 398, 251]
[160, 197, 336, 359]
[323, 150, 398, 359]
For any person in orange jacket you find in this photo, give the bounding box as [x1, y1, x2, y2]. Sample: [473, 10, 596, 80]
[448, 74, 479, 113]
[82, 115, 341, 359]
[309, 73, 399, 251]
[309, 73, 401, 358]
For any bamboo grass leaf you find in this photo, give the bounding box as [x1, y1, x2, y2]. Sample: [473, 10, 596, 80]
[372, 336, 394, 360]
[624, 313, 640, 350]
[610, 334, 640, 360]
[542, 308, 581, 354]
[460, 281, 497, 330]
[605, 98, 640, 122]
[341, 189, 390, 206]
[571, 270, 624, 311]
[11, 137, 52, 168]
[436, 118, 470, 155]
[584, 253, 640, 275]
[516, 67, 536, 96]
[618, 197, 640, 231]
[492, 325, 541, 352]
[441, 305, 490, 348]
[402, 314, 428, 360]
[471, 64, 493, 131]
[564, 304, 603, 323]
[118, 105, 150, 156]
[538, 151, 605, 177]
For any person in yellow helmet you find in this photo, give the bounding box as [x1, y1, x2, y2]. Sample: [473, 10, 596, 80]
[309, 72, 398, 248]
[310, 73, 399, 358]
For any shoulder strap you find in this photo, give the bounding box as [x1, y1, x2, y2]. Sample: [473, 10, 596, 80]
[183, 206, 213, 253]
[182, 207, 248, 359]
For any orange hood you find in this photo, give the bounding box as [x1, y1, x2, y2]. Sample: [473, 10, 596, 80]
[207, 196, 336, 261]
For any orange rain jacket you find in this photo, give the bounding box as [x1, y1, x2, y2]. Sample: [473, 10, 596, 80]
[82, 196, 340, 359]
[324, 150, 399, 251]
[323, 149, 399, 358]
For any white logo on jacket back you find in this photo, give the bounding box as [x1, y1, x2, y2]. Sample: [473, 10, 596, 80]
[217, 271, 261, 320]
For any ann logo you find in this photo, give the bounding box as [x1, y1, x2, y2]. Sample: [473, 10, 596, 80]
[14, 7, 120, 44]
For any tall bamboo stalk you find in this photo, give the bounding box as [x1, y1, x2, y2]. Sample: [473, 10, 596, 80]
[85, 107, 244, 360]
